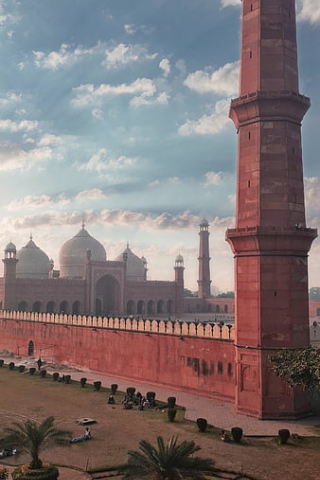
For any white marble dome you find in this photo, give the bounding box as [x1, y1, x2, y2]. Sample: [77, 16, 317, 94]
[16, 237, 50, 279]
[59, 226, 106, 278]
[114, 245, 146, 282]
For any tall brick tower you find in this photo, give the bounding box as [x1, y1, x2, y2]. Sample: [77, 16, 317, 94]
[198, 219, 211, 299]
[226, 0, 317, 418]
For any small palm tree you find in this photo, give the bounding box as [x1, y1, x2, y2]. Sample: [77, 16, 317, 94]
[122, 435, 217, 480]
[3, 416, 70, 469]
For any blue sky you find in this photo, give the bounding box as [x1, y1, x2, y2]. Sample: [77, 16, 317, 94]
[0, 0, 319, 292]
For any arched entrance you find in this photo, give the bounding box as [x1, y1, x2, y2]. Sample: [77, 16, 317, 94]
[147, 300, 154, 315]
[137, 300, 144, 315]
[18, 301, 28, 312]
[95, 275, 120, 316]
[72, 301, 80, 315]
[28, 340, 34, 356]
[46, 301, 55, 313]
[32, 301, 41, 313]
[157, 300, 164, 314]
[60, 301, 69, 314]
[127, 300, 134, 315]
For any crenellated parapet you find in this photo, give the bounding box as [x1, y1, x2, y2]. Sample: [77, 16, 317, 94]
[0, 310, 234, 341]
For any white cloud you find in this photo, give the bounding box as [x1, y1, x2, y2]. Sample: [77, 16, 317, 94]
[205, 171, 223, 186]
[33, 42, 104, 70]
[0, 92, 21, 106]
[220, 0, 241, 7]
[178, 98, 231, 136]
[78, 149, 137, 173]
[91, 109, 104, 120]
[130, 91, 169, 107]
[305, 176, 320, 211]
[37, 134, 62, 147]
[6, 194, 52, 211]
[75, 189, 106, 203]
[71, 78, 156, 108]
[159, 58, 171, 77]
[0, 144, 52, 171]
[123, 24, 153, 35]
[0, 119, 38, 132]
[184, 61, 240, 96]
[102, 43, 157, 69]
[297, 0, 320, 25]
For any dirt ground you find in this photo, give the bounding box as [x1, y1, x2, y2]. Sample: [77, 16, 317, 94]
[1, 366, 320, 480]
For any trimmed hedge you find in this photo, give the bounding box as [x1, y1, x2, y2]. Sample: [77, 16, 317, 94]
[196, 418, 207, 432]
[12, 464, 59, 480]
[167, 408, 177, 422]
[111, 384, 118, 394]
[18, 365, 26, 373]
[231, 427, 243, 443]
[29, 368, 36, 375]
[278, 429, 290, 445]
[40, 370, 47, 378]
[9, 362, 15, 370]
[80, 377, 87, 387]
[65, 374, 71, 384]
[94, 381, 102, 391]
[52, 372, 59, 381]
[167, 396, 176, 408]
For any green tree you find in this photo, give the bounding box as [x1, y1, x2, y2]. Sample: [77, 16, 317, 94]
[271, 347, 320, 390]
[122, 435, 217, 480]
[3, 416, 70, 470]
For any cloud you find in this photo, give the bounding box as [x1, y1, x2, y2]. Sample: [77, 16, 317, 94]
[91, 109, 104, 120]
[102, 43, 157, 69]
[184, 61, 240, 96]
[297, 0, 320, 25]
[205, 171, 223, 186]
[124, 24, 153, 35]
[178, 98, 231, 136]
[75, 189, 106, 203]
[305, 176, 320, 211]
[78, 149, 137, 173]
[0, 119, 38, 132]
[159, 58, 171, 77]
[0, 144, 52, 171]
[37, 134, 62, 147]
[33, 42, 104, 70]
[0, 92, 21, 106]
[130, 91, 169, 107]
[220, 0, 241, 7]
[6, 194, 53, 211]
[71, 78, 156, 108]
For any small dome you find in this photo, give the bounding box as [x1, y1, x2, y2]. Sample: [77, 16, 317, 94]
[5, 242, 16, 254]
[59, 226, 106, 278]
[114, 245, 146, 282]
[199, 218, 209, 227]
[175, 253, 184, 263]
[16, 237, 50, 279]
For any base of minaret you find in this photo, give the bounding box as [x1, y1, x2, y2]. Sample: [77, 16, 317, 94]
[227, 225, 317, 418]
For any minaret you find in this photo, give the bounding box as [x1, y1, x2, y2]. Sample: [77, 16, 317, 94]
[198, 219, 211, 298]
[174, 254, 184, 314]
[226, 0, 317, 418]
[2, 242, 18, 310]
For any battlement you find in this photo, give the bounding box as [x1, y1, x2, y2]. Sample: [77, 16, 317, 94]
[0, 310, 234, 341]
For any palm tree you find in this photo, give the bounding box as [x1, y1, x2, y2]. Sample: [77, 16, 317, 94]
[3, 415, 70, 469]
[122, 435, 217, 480]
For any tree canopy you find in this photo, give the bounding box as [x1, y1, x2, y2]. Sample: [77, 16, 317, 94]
[271, 347, 320, 390]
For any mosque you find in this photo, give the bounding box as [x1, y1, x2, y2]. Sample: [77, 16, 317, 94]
[0, 219, 226, 318]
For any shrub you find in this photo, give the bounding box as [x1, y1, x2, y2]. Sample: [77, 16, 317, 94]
[126, 387, 136, 397]
[12, 464, 59, 480]
[278, 429, 290, 445]
[146, 391, 156, 402]
[111, 383, 118, 394]
[80, 377, 87, 387]
[65, 374, 71, 384]
[196, 418, 208, 432]
[0, 466, 9, 479]
[167, 396, 176, 408]
[18, 365, 26, 373]
[167, 408, 177, 422]
[52, 372, 59, 381]
[231, 427, 243, 443]
[94, 381, 102, 391]
[40, 369, 47, 378]
[29, 368, 36, 375]
[0, 359, 4, 368]
[9, 362, 15, 370]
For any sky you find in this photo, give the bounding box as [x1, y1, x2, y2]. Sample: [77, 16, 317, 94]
[0, 0, 319, 293]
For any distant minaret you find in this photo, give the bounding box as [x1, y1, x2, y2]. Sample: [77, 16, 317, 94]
[226, 0, 317, 418]
[2, 242, 18, 310]
[198, 219, 211, 298]
[174, 254, 184, 314]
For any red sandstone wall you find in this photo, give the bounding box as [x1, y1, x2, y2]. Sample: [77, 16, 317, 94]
[0, 319, 235, 401]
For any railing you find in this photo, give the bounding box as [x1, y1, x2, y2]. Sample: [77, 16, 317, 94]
[0, 310, 235, 341]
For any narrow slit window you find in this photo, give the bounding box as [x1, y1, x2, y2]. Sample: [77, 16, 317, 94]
[249, 51, 252, 59]
[248, 180, 251, 188]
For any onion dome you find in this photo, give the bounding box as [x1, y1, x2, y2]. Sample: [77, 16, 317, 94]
[114, 244, 146, 282]
[16, 237, 50, 279]
[199, 218, 209, 227]
[59, 225, 106, 278]
[175, 253, 184, 267]
[5, 242, 16, 254]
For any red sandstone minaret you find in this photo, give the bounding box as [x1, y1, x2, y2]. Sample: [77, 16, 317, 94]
[2, 242, 18, 310]
[226, 0, 317, 418]
[174, 254, 185, 315]
[198, 219, 211, 299]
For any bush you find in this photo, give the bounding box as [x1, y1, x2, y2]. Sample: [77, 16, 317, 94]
[196, 418, 208, 432]
[94, 381, 102, 391]
[0, 466, 9, 479]
[52, 372, 59, 381]
[231, 427, 243, 443]
[111, 383, 118, 395]
[8, 362, 15, 370]
[167, 408, 177, 422]
[146, 391, 156, 402]
[29, 368, 36, 375]
[12, 464, 59, 480]
[0, 359, 4, 368]
[18, 365, 26, 373]
[80, 377, 87, 387]
[126, 387, 136, 397]
[278, 429, 290, 445]
[167, 396, 176, 408]
[40, 369, 47, 378]
[65, 374, 71, 384]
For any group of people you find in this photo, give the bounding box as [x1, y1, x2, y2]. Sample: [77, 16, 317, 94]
[121, 391, 156, 410]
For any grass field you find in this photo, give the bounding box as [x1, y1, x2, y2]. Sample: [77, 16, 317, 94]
[1, 365, 320, 480]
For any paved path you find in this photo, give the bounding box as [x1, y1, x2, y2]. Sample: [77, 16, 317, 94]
[8, 356, 320, 437]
